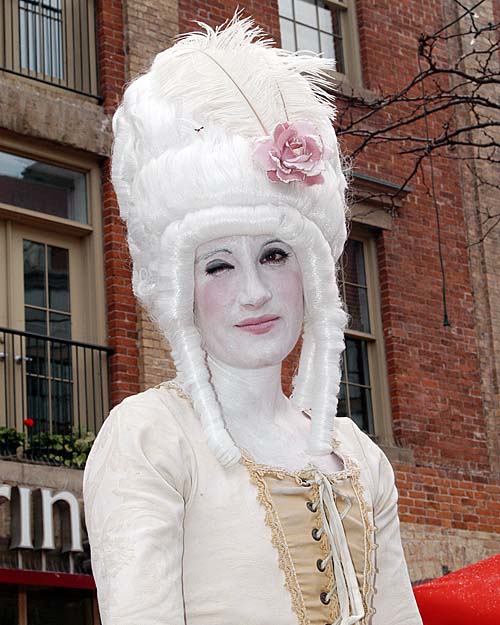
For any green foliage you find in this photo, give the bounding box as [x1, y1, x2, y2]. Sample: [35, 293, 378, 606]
[0, 426, 95, 469]
[0, 427, 25, 455]
[28, 429, 96, 469]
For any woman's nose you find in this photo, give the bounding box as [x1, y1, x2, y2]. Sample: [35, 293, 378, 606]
[238, 268, 272, 309]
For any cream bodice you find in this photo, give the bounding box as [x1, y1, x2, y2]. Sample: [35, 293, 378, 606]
[83, 383, 422, 625]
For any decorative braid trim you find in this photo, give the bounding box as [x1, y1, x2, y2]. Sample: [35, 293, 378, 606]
[344, 457, 377, 625]
[241, 451, 310, 625]
[156, 379, 191, 402]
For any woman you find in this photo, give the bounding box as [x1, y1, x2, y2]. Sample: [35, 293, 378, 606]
[83, 15, 422, 625]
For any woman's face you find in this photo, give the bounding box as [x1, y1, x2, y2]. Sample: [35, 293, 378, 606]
[194, 234, 304, 369]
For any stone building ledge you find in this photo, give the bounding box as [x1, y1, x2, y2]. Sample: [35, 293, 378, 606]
[0, 72, 112, 157]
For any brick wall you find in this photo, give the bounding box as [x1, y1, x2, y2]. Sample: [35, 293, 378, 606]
[121, 0, 179, 389]
[97, 0, 141, 404]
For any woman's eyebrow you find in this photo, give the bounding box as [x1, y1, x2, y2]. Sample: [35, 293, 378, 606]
[195, 248, 233, 263]
[263, 238, 284, 247]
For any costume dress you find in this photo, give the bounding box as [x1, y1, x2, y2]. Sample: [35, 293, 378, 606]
[83, 382, 423, 625]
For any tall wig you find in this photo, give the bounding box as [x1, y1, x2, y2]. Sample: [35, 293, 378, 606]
[112, 15, 348, 467]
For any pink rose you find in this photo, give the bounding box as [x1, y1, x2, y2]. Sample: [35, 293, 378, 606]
[253, 121, 330, 186]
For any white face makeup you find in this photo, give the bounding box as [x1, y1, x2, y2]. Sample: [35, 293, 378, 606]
[194, 234, 304, 369]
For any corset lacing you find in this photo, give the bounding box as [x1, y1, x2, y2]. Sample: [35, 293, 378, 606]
[304, 472, 365, 625]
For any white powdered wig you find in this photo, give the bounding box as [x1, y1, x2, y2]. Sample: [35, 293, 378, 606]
[111, 15, 348, 467]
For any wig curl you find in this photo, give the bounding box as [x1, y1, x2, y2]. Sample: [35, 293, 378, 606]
[112, 15, 349, 467]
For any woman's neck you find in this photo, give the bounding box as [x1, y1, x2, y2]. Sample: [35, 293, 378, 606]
[207, 355, 289, 430]
[203, 355, 343, 473]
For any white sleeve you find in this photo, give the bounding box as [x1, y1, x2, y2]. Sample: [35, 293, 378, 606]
[83, 393, 194, 625]
[371, 450, 423, 625]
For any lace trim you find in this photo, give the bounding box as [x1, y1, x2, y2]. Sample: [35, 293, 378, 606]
[239, 447, 358, 484]
[241, 451, 310, 625]
[155, 379, 191, 402]
[346, 457, 377, 625]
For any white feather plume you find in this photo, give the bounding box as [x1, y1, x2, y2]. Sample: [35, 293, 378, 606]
[149, 12, 337, 140]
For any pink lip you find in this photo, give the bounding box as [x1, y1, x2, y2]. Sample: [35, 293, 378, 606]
[235, 315, 280, 335]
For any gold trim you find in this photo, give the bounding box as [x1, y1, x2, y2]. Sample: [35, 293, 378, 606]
[156, 379, 191, 402]
[241, 451, 309, 625]
[347, 458, 377, 624]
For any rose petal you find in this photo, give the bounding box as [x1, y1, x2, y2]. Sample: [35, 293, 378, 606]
[267, 170, 281, 183]
[303, 135, 323, 160]
[275, 167, 305, 183]
[275, 126, 297, 153]
[273, 122, 290, 144]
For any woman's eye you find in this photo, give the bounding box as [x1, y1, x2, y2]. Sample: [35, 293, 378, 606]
[205, 261, 234, 275]
[261, 247, 290, 265]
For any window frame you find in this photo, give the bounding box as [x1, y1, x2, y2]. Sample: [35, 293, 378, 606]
[342, 225, 394, 445]
[0, 0, 99, 98]
[0, 134, 106, 348]
[278, 0, 363, 88]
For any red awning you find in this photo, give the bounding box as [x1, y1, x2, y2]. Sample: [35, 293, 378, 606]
[414, 555, 500, 625]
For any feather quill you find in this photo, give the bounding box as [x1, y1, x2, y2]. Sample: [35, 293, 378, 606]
[150, 12, 337, 140]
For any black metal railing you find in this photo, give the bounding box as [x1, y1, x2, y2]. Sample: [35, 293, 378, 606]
[0, 326, 112, 467]
[0, 0, 100, 99]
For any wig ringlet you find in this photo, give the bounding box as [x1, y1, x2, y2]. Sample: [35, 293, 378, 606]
[112, 16, 349, 467]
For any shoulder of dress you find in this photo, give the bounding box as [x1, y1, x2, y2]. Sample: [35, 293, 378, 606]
[86, 384, 199, 499]
[109, 383, 191, 429]
[333, 417, 391, 493]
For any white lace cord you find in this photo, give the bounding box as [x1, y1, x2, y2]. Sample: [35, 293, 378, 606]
[314, 473, 365, 625]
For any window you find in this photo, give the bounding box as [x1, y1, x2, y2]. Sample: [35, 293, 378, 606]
[19, 0, 63, 79]
[0, 0, 99, 97]
[278, 0, 362, 85]
[0, 137, 108, 458]
[0, 151, 87, 223]
[338, 232, 392, 441]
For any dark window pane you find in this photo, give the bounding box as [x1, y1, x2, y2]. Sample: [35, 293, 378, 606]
[26, 335, 48, 376]
[48, 245, 70, 312]
[25, 306, 47, 336]
[295, 0, 317, 27]
[345, 338, 371, 386]
[280, 17, 296, 51]
[278, 0, 293, 19]
[337, 381, 347, 417]
[296, 23, 320, 52]
[27, 373, 49, 426]
[24, 239, 46, 307]
[331, 9, 345, 73]
[318, 3, 333, 32]
[340, 349, 347, 382]
[349, 385, 374, 433]
[345, 284, 370, 333]
[0, 584, 18, 625]
[50, 312, 71, 340]
[333, 35, 345, 73]
[52, 380, 73, 434]
[27, 586, 95, 625]
[332, 6, 343, 36]
[343, 239, 367, 286]
[50, 340, 73, 379]
[0, 150, 87, 223]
